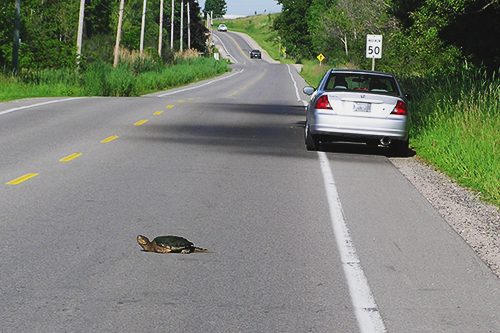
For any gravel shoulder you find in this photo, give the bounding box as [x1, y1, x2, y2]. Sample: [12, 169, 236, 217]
[390, 156, 500, 278]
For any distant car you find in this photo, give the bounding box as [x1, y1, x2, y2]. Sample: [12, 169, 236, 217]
[217, 24, 227, 32]
[303, 69, 412, 156]
[249, 49, 261, 59]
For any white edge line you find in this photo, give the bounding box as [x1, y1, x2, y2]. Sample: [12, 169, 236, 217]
[156, 69, 243, 98]
[286, 64, 302, 101]
[291, 71, 384, 333]
[318, 152, 386, 333]
[0, 97, 85, 116]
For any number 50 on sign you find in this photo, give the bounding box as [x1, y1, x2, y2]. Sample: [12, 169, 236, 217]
[366, 35, 382, 59]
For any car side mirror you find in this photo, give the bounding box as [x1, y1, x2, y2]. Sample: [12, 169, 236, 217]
[303, 86, 315, 95]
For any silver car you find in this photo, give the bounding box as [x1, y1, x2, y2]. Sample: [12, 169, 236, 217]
[303, 69, 411, 156]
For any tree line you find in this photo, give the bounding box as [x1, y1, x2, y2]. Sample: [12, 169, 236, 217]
[2, 0, 498, 75]
[203, 0, 227, 18]
[274, 0, 500, 74]
[0, 0, 208, 71]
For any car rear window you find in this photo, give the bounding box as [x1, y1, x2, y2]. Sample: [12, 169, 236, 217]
[324, 73, 399, 95]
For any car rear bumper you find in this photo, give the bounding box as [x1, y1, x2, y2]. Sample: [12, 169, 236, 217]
[309, 113, 408, 140]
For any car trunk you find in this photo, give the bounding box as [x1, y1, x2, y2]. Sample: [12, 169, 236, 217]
[326, 93, 399, 119]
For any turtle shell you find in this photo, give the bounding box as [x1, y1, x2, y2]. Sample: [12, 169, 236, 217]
[154, 235, 194, 250]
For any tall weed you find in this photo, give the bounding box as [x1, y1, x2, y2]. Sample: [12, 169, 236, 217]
[401, 70, 500, 205]
[0, 56, 229, 101]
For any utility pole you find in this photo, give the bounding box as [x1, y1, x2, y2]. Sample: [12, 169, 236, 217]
[12, 0, 21, 76]
[187, 1, 190, 50]
[114, 0, 125, 67]
[170, 0, 174, 50]
[206, 11, 210, 56]
[140, 0, 147, 55]
[210, 11, 213, 54]
[180, 0, 184, 52]
[159, 0, 164, 57]
[76, 0, 85, 67]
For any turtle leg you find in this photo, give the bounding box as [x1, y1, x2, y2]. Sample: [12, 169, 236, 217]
[155, 246, 173, 253]
[180, 248, 192, 254]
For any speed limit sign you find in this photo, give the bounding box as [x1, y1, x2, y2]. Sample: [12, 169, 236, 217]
[366, 35, 382, 59]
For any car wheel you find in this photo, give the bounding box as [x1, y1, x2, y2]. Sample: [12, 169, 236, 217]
[305, 126, 319, 151]
[390, 139, 409, 157]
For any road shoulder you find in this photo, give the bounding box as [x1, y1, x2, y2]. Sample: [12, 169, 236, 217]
[391, 156, 500, 278]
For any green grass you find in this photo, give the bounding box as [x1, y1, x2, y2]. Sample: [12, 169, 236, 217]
[0, 57, 229, 102]
[300, 60, 330, 87]
[399, 71, 500, 205]
[0, 68, 84, 100]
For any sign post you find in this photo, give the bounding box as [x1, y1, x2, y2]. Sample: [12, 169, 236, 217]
[317, 53, 325, 66]
[366, 35, 382, 71]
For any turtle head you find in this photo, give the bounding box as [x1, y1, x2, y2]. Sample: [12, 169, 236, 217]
[137, 235, 150, 248]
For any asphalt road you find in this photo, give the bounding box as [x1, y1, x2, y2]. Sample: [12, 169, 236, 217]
[1, 31, 499, 332]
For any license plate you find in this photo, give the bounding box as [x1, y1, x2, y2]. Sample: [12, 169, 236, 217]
[353, 102, 371, 112]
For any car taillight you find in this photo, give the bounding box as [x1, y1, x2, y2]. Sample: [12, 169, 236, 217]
[391, 100, 407, 115]
[315, 95, 332, 110]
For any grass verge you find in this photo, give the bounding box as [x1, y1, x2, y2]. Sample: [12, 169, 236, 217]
[400, 71, 500, 205]
[0, 56, 229, 102]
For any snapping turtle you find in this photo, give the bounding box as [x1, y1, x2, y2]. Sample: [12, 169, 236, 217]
[137, 235, 209, 254]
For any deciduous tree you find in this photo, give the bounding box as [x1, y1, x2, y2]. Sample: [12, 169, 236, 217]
[389, 0, 500, 72]
[0, 0, 208, 70]
[273, 0, 313, 59]
[308, 0, 395, 65]
[203, 0, 227, 18]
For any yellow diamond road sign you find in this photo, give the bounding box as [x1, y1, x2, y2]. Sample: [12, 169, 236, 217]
[317, 54, 325, 62]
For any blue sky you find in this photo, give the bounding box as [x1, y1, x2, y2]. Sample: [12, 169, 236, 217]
[197, 0, 282, 17]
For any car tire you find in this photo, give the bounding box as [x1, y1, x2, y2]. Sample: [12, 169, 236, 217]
[390, 139, 409, 157]
[305, 126, 319, 151]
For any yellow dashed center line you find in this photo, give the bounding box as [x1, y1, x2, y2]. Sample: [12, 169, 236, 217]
[101, 135, 119, 143]
[226, 33, 252, 59]
[60, 153, 82, 162]
[134, 120, 148, 126]
[6, 173, 39, 185]
[5, 106, 174, 186]
[178, 100, 185, 103]
[227, 68, 267, 98]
